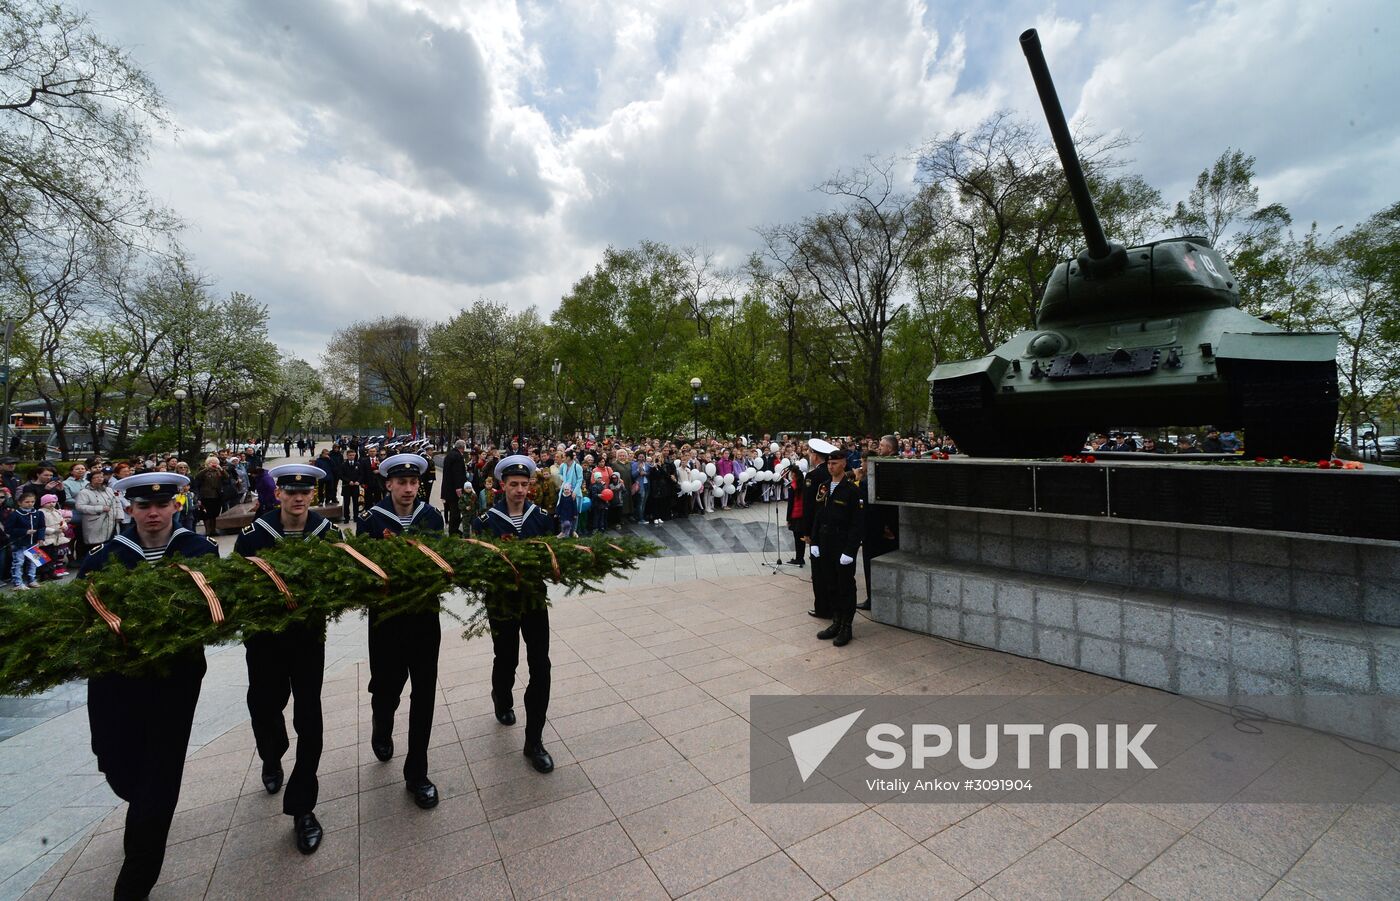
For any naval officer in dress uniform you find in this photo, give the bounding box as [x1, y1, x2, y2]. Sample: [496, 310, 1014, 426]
[234, 463, 335, 854]
[811, 447, 864, 647]
[357, 453, 445, 808]
[80, 472, 218, 901]
[472, 454, 555, 773]
[799, 438, 836, 619]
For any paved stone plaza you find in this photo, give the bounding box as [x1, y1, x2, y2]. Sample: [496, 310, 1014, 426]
[2, 500, 1397, 899]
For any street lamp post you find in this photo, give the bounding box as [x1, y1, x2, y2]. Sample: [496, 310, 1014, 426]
[258, 408, 266, 453]
[689, 377, 702, 442]
[173, 388, 187, 462]
[467, 392, 477, 446]
[551, 358, 562, 434]
[417, 409, 424, 442]
[438, 402, 446, 449]
[513, 377, 525, 444]
[231, 402, 240, 447]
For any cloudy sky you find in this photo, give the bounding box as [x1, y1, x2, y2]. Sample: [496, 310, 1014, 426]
[82, 0, 1398, 362]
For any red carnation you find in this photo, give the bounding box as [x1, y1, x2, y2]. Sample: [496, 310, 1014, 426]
[1317, 460, 1330, 469]
[1084, 454, 1096, 463]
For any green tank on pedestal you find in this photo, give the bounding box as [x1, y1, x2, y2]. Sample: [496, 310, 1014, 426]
[929, 29, 1339, 459]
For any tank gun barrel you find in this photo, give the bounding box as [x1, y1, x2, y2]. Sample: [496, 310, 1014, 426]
[1020, 28, 1111, 260]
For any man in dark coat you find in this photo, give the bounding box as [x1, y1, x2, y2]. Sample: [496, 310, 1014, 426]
[338, 447, 365, 523]
[472, 454, 556, 773]
[235, 463, 335, 855]
[442, 440, 468, 536]
[357, 453, 445, 809]
[811, 450, 865, 647]
[798, 439, 835, 618]
[80, 472, 218, 901]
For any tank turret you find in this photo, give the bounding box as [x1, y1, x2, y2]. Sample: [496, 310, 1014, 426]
[928, 29, 1339, 459]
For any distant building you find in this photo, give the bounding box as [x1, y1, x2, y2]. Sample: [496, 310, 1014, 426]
[358, 322, 419, 406]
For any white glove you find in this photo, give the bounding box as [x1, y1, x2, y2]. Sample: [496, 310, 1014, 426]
[839, 553, 854, 566]
[810, 545, 820, 558]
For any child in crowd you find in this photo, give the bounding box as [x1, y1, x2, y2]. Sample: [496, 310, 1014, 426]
[556, 484, 577, 537]
[7, 490, 45, 589]
[38, 494, 70, 579]
[587, 472, 607, 535]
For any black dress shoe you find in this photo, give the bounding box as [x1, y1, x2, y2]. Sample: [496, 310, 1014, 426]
[786, 558, 801, 565]
[492, 691, 516, 725]
[816, 622, 841, 640]
[406, 779, 439, 809]
[808, 609, 831, 619]
[293, 812, 323, 854]
[833, 623, 853, 647]
[856, 600, 871, 611]
[262, 762, 283, 794]
[523, 740, 554, 773]
[371, 718, 394, 762]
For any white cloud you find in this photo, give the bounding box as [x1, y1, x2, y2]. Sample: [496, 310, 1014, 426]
[75, 0, 1399, 362]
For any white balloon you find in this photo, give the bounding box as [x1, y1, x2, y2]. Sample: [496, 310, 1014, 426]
[769, 442, 779, 453]
[705, 462, 717, 477]
[712, 487, 724, 498]
[722, 473, 735, 485]
[723, 485, 736, 495]
[776, 459, 791, 473]
[737, 469, 751, 482]
[797, 458, 810, 473]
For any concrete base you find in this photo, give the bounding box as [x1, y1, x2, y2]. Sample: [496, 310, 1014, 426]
[871, 507, 1400, 743]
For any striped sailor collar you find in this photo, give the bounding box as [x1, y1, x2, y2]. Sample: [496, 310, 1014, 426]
[113, 526, 194, 559]
[255, 513, 331, 540]
[372, 501, 424, 524]
[488, 502, 537, 530]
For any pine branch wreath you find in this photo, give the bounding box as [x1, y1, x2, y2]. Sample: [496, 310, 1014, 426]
[0, 533, 661, 696]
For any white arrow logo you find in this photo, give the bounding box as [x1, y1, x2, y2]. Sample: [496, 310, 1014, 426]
[788, 709, 864, 782]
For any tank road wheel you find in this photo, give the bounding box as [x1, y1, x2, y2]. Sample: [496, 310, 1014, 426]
[1222, 359, 1339, 460]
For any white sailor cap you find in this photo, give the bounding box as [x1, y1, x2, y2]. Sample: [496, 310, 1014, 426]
[114, 471, 190, 501]
[494, 454, 536, 481]
[269, 463, 324, 489]
[379, 453, 428, 479]
[808, 438, 838, 456]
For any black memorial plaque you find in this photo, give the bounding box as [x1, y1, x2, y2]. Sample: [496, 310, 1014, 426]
[1033, 464, 1108, 516]
[874, 460, 1032, 511]
[875, 459, 1400, 543]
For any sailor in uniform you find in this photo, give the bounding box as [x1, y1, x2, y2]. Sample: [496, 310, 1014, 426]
[357, 453, 445, 808]
[811, 448, 865, 647]
[80, 472, 218, 901]
[799, 439, 836, 619]
[234, 463, 335, 854]
[471, 454, 555, 773]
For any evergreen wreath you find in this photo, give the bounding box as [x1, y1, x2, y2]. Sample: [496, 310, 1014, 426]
[0, 533, 661, 695]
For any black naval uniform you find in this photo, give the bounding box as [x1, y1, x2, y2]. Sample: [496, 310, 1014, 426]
[80, 526, 217, 901]
[358, 497, 445, 786]
[472, 500, 554, 752]
[235, 509, 334, 817]
[798, 460, 832, 617]
[812, 473, 865, 643]
[441, 446, 467, 536]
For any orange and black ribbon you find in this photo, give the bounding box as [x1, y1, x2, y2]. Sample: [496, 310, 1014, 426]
[334, 542, 389, 587]
[85, 584, 124, 641]
[176, 564, 225, 625]
[464, 537, 520, 585]
[405, 538, 455, 577]
[245, 555, 297, 609]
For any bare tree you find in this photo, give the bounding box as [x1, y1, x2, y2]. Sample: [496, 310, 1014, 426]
[757, 156, 936, 435]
